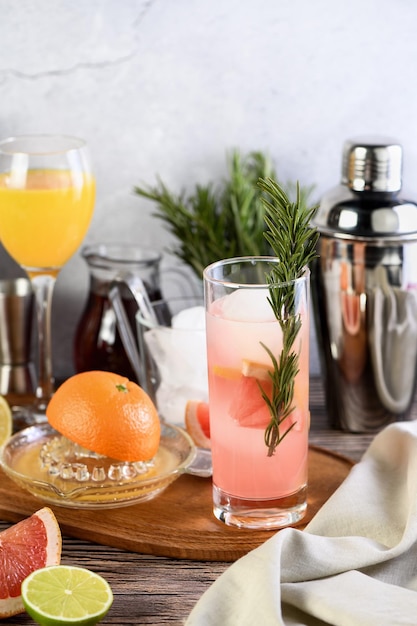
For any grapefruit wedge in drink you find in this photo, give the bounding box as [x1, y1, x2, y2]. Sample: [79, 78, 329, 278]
[185, 400, 211, 449]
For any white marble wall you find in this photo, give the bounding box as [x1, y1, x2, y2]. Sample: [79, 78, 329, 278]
[2, 0, 417, 380]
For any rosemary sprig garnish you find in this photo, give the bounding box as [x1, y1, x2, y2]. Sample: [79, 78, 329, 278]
[258, 178, 319, 456]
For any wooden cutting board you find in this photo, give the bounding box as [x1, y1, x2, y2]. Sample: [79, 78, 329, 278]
[0, 445, 353, 562]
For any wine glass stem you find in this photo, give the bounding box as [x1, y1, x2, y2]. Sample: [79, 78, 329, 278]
[31, 274, 56, 410]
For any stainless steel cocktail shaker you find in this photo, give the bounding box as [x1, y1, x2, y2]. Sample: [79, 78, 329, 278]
[312, 137, 417, 432]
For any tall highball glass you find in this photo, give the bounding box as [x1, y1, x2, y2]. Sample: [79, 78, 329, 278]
[0, 135, 95, 421]
[204, 256, 310, 530]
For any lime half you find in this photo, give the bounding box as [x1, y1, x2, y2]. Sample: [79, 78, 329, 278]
[21, 565, 113, 626]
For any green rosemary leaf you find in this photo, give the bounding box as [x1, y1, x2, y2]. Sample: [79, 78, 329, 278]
[258, 177, 319, 456]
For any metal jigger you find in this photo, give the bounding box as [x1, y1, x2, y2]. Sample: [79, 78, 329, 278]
[0, 279, 36, 424]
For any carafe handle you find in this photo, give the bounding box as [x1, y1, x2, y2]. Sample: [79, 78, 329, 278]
[108, 272, 158, 387]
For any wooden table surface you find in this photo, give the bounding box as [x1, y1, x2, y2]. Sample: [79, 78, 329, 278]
[1, 379, 402, 625]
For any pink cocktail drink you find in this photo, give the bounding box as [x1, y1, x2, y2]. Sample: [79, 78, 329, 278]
[204, 257, 310, 529]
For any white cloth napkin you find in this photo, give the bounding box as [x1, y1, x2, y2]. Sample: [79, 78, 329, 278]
[185, 421, 417, 625]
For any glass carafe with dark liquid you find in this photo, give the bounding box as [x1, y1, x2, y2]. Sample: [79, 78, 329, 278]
[74, 243, 170, 382]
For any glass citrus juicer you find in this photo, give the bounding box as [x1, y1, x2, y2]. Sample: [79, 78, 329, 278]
[0, 420, 197, 509]
[0, 362, 203, 508]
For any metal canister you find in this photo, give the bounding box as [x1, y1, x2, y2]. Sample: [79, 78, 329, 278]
[312, 136, 417, 432]
[0, 278, 36, 397]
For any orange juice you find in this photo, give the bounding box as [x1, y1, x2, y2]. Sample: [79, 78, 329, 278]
[0, 169, 95, 271]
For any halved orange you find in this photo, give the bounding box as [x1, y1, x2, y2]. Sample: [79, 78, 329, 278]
[46, 371, 161, 462]
[185, 401, 211, 449]
[0, 507, 62, 618]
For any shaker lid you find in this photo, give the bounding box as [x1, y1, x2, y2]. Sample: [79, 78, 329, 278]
[313, 136, 417, 241]
[341, 136, 402, 192]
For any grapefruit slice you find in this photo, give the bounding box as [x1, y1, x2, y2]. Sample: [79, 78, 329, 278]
[185, 401, 211, 449]
[0, 507, 62, 618]
[212, 359, 274, 428]
[229, 375, 273, 428]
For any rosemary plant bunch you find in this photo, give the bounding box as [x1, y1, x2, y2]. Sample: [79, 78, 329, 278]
[258, 178, 319, 456]
[134, 150, 313, 279]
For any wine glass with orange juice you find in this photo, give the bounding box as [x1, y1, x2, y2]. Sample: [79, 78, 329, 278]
[0, 135, 95, 420]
